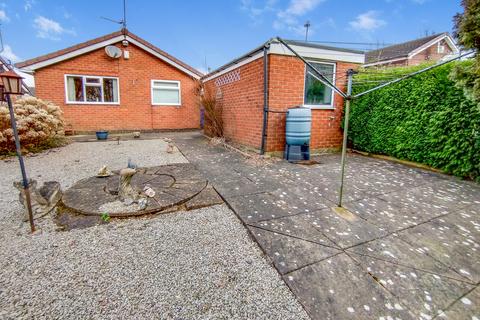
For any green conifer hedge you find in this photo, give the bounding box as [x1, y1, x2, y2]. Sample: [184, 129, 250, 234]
[349, 62, 480, 181]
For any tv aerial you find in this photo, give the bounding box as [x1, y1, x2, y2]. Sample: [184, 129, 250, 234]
[101, 0, 127, 30]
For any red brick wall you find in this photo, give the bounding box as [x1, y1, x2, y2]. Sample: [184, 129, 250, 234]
[204, 53, 360, 152]
[34, 42, 200, 131]
[203, 57, 264, 149]
[266, 54, 358, 152]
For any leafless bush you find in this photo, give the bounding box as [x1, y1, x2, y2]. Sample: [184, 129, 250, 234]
[196, 83, 224, 138]
[0, 96, 65, 152]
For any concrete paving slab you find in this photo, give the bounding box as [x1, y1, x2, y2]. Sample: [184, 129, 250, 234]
[170, 132, 480, 320]
[398, 218, 480, 283]
[343, 197, 422, 233]
[346, 234, 465, 281]
[350, 254, 475, 320]
[439, 285, 480, 319]
[212, 177, 274, 197]
[438, 205, 480, 240]
[250, 213, 338, 248]
[285, 253, 416, 320]
[307, 208, 388, 248]
[226, 192, 303, 223]
[248, 226, 340, 274]
[378, 183, 470, 218]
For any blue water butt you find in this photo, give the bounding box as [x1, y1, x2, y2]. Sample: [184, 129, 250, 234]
[285, 107, 311, 145]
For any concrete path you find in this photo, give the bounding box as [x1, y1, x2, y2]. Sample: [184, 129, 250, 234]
[172, 132, 480, 320]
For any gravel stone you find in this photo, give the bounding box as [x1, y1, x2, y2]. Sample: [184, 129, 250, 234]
[0, 139, 309, 319]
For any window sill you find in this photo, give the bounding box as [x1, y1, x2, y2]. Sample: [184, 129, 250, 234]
[66, 102, 120, 106]
[303, 105, 335, 110]
[151, 104, 182, 107]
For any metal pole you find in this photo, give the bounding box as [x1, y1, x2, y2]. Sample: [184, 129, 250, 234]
[304, 21, 310, 42]
[6, 94, 35, 232]
[260, 44, 270, 155]
[338, 69, 354, 207]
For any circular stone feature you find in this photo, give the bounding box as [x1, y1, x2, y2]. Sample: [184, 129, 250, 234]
[62, 164, 207, 217]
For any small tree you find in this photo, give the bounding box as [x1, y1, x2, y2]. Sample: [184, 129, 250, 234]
[451, 0, 480, 103]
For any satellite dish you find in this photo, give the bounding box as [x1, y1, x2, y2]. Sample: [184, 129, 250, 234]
[105, 45, 122, 59]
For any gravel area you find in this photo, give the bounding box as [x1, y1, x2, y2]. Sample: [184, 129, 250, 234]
[0, 139, 309, 319]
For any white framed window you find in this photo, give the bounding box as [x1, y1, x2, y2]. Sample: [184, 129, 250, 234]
[437, 42, 445, 54]
[303, 61, 336, 109]
[65, 75, 119, 104]
[151, 80, 181, 106]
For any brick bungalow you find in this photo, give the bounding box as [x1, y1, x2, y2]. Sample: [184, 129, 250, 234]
[202, 39, 364, 153]
[16, 30, 365, 154]
[364, 32, 459, 68]
[15, 29, 202, 132]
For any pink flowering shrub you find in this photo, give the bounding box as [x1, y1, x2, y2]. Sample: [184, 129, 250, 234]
[0, 97, 64, 152]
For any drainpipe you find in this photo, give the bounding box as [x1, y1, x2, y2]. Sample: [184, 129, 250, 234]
[260, 43, 270, 155]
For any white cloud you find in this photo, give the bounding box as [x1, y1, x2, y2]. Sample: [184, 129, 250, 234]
[349, 11, 386, 31]
[241, 0, 277, 22]
[1, 45, 20, 63]
[281, 0, 323, 16]
[33, 16, 75, 40]
[24, 0, 35, 12]
[274, 0, 325, 36]
[0, 9, 9, 22]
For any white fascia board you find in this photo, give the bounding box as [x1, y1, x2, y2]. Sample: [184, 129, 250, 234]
[20, 35, 125, 71]
[269, 42, 365, 64]
[363, 57, 407, 67]
[203, 51, 264, 82]
[19, 35, 201, 79]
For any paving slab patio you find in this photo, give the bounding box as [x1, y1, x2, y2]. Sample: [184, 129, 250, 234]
[172, 132, 480, 320]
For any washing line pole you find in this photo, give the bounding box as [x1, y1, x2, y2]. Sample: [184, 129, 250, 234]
[275, 37, 472, 208]
[338, 69, 355, 207]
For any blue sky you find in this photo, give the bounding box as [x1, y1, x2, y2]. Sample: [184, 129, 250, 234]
[0, 0, 462, 73]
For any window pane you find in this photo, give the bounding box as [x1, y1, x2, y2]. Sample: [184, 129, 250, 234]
[153, 81, 178, 88]
[86, 85, 102, 102]
[152, 88, 179, 104]
[103, 78, 118, 102]
[67, 76, 84, 102]
[86, 77, 100, 84]
[305, 63, 334, 106]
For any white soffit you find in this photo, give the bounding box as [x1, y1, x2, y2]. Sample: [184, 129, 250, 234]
[270, 42, 365, 64]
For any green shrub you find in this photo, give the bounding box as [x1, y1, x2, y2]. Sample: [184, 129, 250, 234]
[349, 61, 480, 181]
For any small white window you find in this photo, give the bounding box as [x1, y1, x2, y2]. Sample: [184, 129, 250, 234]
[438, 42, 445, 54]
[65, 75, 119, 104]
[151, 80, 181, 106]
[303, 61, 336, 109]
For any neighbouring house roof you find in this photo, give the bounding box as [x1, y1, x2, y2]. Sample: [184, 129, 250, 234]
[365, 32, 459, 66]
[203, 38, 365, 82]
[0, 56, 33, 95]
[15, 29, 203, 79]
